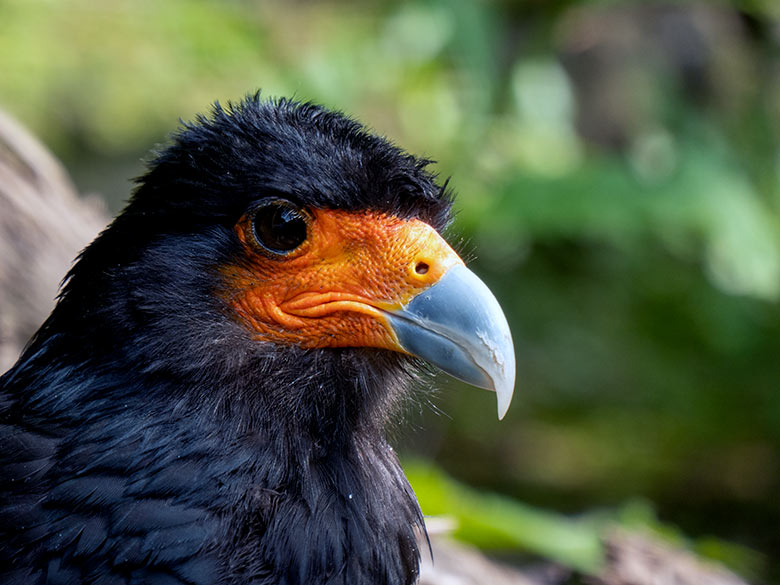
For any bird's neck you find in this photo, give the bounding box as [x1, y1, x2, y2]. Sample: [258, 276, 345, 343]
[177, 348, 426, 585]
[230, 430, 424, 585]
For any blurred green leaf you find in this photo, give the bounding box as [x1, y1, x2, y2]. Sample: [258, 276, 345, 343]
[405, 459, 605, 572]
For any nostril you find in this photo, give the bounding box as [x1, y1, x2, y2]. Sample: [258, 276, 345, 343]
[415, 262, 429, 275]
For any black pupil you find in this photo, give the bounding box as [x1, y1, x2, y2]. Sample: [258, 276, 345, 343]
[252, 202, 308, 254]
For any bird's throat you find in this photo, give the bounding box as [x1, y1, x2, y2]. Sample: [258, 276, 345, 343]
[223, 434, 424, 585]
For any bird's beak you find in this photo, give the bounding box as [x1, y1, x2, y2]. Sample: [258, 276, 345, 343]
[384, 264, 515, 420]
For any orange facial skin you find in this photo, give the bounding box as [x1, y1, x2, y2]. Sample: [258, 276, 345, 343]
[221, 209, 462, 351]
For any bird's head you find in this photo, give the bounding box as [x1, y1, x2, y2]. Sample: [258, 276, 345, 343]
[50, 96, 514, 430]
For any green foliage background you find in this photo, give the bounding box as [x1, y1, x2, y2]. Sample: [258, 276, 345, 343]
[2, 0, 779, 581]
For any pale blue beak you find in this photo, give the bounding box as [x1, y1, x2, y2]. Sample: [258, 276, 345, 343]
[385, 264, 515, 419]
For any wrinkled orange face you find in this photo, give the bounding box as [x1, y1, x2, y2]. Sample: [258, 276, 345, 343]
[220, 204, 462, 351]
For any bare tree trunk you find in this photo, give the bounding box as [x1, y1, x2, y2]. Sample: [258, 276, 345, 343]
[0, 108, 107, 371]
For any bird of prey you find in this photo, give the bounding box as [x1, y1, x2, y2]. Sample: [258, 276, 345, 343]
[0, 96, 515, 585]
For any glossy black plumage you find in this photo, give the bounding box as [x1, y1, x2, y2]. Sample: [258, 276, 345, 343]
[0, 96, 453, 584]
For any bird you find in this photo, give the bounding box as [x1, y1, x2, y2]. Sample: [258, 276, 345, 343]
[0, 95, 515, 585]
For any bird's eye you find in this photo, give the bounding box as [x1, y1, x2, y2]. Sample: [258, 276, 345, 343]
[250, 199, 310, 255]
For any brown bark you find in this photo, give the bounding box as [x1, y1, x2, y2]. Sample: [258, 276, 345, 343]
[0, 108, 107, 371]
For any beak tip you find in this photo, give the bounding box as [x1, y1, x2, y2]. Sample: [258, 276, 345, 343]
[482, 329, 515, 420]
[494, 362, 515, 421]
[496, 387, 513, 420]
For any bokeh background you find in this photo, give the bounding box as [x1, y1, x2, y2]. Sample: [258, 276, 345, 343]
[2, 0, 779, 582]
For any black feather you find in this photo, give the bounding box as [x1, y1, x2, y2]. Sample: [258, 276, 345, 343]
[0, 95, 453, 584]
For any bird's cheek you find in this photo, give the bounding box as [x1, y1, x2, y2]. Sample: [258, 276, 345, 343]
[223, 211, 463, 351]
[308, 313, 396, 350]
[273, 220, 464, 351]
[230, 287, 392, 349]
